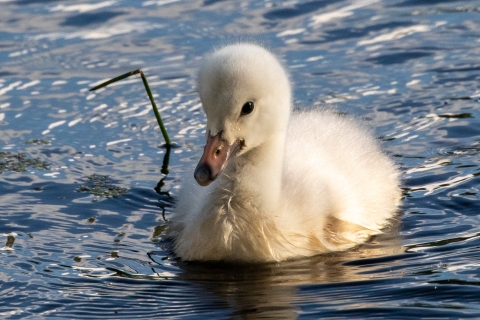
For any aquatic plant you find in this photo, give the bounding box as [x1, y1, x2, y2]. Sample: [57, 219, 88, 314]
[0, 151, 50, 173]
[24, 139, 51, 145]
[89, 69, 171, 146]
[76, 174, 127, 198]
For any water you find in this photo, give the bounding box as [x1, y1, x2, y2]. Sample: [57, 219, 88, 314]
[1, 0, 480, 318]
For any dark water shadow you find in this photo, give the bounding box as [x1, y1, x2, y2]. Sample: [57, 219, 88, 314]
[61, 11, 126, 27]
[264, 0, 343, 20]
[366, 51, 433, 65]
[393, 0, 466, 7]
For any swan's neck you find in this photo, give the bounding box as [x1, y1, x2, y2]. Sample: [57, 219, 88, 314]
[221, 133, 286, 213]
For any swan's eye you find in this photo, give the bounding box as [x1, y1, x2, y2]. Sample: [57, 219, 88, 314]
[241, 101, 254, 116]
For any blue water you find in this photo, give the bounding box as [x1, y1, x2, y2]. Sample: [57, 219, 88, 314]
[1, 0, 480, 318]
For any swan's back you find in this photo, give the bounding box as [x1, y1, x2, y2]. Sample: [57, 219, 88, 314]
[281, 109, 400, 250]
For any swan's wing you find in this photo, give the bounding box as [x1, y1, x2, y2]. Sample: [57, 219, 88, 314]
[283, 109, 400, 234]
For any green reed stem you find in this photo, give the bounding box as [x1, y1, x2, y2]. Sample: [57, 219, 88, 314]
[90, 69, 172, 146]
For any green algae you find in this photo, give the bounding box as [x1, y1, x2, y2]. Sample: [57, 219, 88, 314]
[0, 151, 50, 174]
[76, 174, 127, 198]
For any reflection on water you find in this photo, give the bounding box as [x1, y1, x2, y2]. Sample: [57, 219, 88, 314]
[173, 226, 404, 318]
[1, 0, 480, 318]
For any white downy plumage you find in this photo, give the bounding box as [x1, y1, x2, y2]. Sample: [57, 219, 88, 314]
[168, 43, 401, 262]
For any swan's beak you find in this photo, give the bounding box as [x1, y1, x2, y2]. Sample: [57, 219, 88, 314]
[194, 132, 240, 186]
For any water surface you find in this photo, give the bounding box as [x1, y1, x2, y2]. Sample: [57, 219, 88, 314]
[1, 0, 480, 318]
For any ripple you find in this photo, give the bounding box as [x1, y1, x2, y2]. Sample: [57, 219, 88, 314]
[263, 0, 343, 20]
[366, 51, 433, 65]
[61, 11, 127, 27]
[49, 1, 117, 13]
[358, 25, 430, 45]
[32, 21, 164, 41]
[1, 0, 480, 318]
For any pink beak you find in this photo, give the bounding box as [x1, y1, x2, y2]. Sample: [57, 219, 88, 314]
[194, 132, 241, 186]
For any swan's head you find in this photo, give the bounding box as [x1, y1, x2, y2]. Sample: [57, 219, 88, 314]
[194, 43, 291, 186]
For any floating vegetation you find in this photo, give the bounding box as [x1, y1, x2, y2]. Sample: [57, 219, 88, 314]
[76, 174, 127, 198]
[0, 151, 50, 174]
[151, 224, 167, 243]
[25, 139, 51, 145]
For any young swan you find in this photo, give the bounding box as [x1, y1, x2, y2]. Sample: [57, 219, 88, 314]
[168, 43, 401, 262]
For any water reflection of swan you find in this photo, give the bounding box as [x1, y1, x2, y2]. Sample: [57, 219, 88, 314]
[175, 227, 404, 319]
[169, 43, 401, 262]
